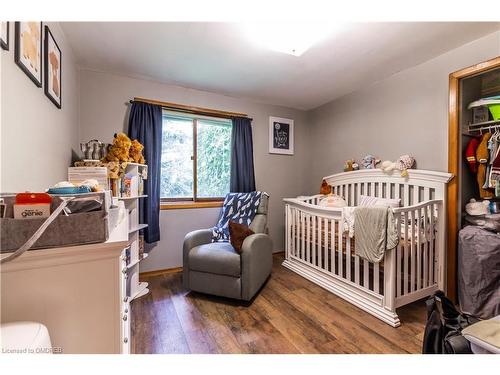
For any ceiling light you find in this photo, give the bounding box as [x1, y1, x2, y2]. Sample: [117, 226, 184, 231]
[241, 22, 336, 56]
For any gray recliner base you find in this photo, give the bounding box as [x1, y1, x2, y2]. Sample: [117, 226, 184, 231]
[189, 270, 242, 300]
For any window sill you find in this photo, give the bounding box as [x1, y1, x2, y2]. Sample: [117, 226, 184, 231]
[160, 201, 223, 210]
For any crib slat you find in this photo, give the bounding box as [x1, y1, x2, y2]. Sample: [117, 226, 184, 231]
[373, 262, 379, 294]
[396, 212, 402, 297]
[385, 182, 390, 199]
[410, 210, 416, 292]
[356, 183, 361, 206]
[317, 216, 322, 268]
[312, 215, 316, 266]
[416, 208, 422, 290]
[404, 184, 410, 206]
[423, 205, 429, 288]
[331, 219, 336, 275]
[301, 211, 305, 261]
[355, 255, 360, 285]
[429, 203, 435, 285]
[306, 214, 311, 263]
[338, 220, 343, 278]
[403, 210, 409, 295]
[413, 186, 420, 205]
[346, 235, 351, 281]
[395, 183, 401, 200]
[323, 217, 328, 272]
[363, 260, 369, 289]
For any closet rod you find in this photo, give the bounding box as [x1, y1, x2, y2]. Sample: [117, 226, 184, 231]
[129, 97, 251, 120]
[468, 121, 500, 133]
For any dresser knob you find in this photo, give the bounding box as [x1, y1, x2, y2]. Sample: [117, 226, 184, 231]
[123, 314, 128, 321]
[124, 308, 129, 314]
[123, 338, 128, 344]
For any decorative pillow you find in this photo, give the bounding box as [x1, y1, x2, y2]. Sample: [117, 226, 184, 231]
[359, 195, 401, 208]
[229, 221, 254, 253]
[212, 191, 262, 242]
[319, 194, 347, 208]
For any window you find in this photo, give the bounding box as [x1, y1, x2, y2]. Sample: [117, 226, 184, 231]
[161, 112, 232, 201]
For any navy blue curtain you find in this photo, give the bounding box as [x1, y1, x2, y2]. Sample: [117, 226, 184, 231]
[128, 102, 162, 243]
[230, 117, 256, 193]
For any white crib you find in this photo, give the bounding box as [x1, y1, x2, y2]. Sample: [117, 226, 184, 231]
[283, 169, 453, 327]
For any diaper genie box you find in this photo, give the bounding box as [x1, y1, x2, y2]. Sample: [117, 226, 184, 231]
[13, 193, 51, 219]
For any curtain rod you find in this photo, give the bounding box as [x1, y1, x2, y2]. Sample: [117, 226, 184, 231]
[129, 97, 251, 120]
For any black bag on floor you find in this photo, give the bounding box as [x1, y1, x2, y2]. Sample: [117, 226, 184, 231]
[422, 290, 479, 354]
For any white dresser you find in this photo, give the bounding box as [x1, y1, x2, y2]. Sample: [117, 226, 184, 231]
[0, 210, 131, 354]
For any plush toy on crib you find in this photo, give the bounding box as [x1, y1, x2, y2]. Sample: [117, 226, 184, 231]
[380, 155, 415, 177]
[362, 154, 381, 169]
[343, 159, 359, 172]
[320, 179, 332, 195]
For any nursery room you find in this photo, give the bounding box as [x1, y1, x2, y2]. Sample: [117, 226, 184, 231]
[1, 1, 500, 368]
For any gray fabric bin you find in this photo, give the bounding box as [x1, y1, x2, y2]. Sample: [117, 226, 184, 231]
[0, 193, 109, 253]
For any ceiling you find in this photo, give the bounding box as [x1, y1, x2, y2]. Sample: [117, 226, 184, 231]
[61, 22, 500, 110]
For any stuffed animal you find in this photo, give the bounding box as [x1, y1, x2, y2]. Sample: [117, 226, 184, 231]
[465, 198, 490, 216]
[362, 154, 381, 169]
[320, 179, 332, 195]
[102, 132, 132, 163]
[129, 139, 145, 164]
[343, 159, 359, 172]
[380, 155, 415, 177]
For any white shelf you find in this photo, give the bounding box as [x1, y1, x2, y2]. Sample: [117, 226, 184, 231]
[130, 282, 149, 301]
[126, 253, 148, 269]
[128, 223, 148, 234]
[118, 195, 147, 200]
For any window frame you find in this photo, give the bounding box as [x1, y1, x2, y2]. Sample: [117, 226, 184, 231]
[160, 110, 232, 205]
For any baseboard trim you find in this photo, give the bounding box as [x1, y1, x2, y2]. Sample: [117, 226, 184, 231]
[140, 266, 183, 278]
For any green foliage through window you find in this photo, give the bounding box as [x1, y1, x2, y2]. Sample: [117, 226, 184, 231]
[160, 114, 231, 199]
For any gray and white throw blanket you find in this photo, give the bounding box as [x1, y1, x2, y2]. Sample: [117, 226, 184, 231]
[212, 191, 262, 242]
[354, 206, 399, 263]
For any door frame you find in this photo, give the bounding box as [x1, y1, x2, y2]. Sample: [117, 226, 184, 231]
[447, 56, 500, 302]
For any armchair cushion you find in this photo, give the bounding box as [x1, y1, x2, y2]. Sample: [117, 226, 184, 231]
[229, 221, 254, 253]
[188, 242, 241, 277]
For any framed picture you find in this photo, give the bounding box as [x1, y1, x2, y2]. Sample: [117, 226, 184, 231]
[44, 25, 62, 108]
[0, 22, 9, 50]
[14, 21, 42, 87]
[269, 116, 294, 155]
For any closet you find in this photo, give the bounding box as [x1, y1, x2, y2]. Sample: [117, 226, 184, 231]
[448, 56, 500, 303]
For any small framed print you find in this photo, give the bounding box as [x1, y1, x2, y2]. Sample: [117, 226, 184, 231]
[269, 116, 294, 155]
[44, 25, 62, 108]
[1, 22, 9, 50]
[15, 21, 42, 87]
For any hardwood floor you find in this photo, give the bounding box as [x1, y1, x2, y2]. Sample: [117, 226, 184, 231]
[131, 254, 427, 354]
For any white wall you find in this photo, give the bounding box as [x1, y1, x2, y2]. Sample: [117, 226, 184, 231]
[1, 22, 79, 192]
[78, 69, 311, 271]
[307, 31, 500, 192]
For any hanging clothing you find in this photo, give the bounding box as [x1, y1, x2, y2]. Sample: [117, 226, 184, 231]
[465, 137, 480, 173]
[476, 133, 494, 199]
[128, 101, 163, 243]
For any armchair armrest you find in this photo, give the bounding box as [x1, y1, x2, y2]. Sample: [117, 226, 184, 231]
[240, 233, 273, 301]
[183, 229, 213, 288]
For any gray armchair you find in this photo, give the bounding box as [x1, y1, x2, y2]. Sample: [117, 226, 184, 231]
[182, 194, 272, 301]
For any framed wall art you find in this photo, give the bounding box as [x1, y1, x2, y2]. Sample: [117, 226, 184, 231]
[269, 116, 294, 155]
[44, 25, 62, 108]
[14, 21, 42, 87]
[0, 22, 9, 50]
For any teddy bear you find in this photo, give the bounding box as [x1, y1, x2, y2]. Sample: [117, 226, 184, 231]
[129, 139, 145, 164]
[320, 179, 332, 195]
[362, 154, 381, 169]
[380, 155, 415, 177]
[343, 159, 359, 172]
[102, 132, 132, 163]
